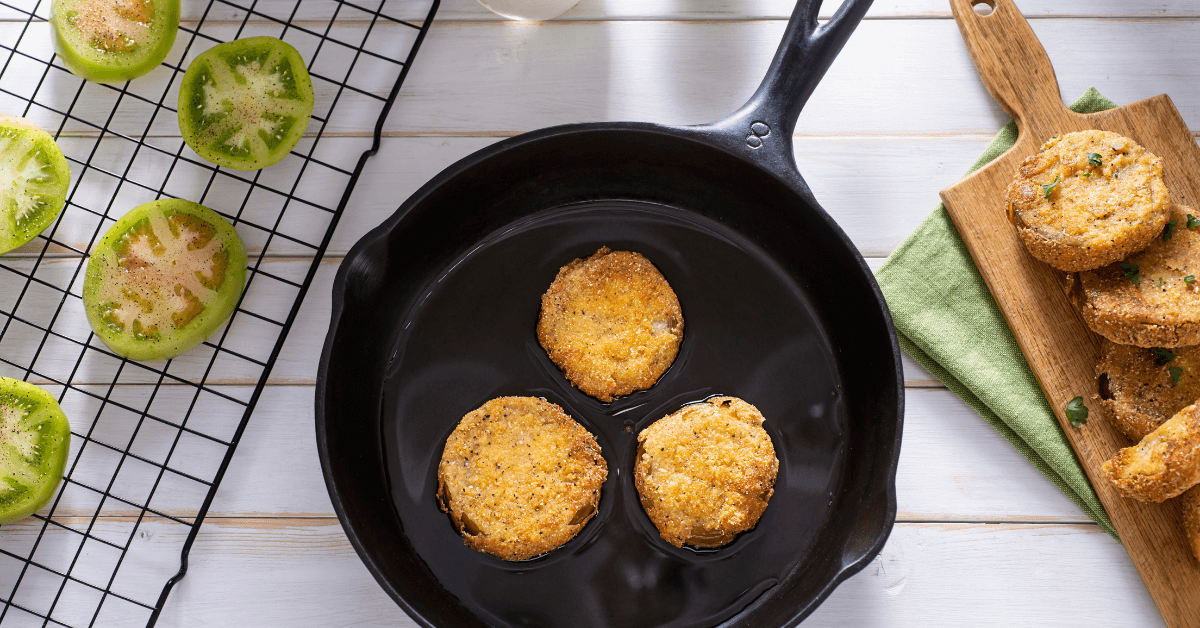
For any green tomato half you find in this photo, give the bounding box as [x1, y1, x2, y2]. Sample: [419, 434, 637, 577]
[0, 115, 71, 255]
[0, 378, 70, 525]
[178, 36, 314, 171]
[83, 199, 248, 362]
[50, 0, 180, 84]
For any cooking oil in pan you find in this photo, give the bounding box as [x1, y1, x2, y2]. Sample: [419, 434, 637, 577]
[381, 200, 847, 628]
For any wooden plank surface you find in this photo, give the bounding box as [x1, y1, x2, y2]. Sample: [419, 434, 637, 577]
[140, 522, 1151, 627]
[6, 0, 1198, 24]
[386, 19, 1200, 136]
[11, 518, 1156, 627]
[0, 135, 969, 259]
[39, 387, 1082, 521]
[14, 382, 1139, 625]
[6, 20, 1200, 138]
[3, 0, 1198, 625]
[940, 0, 1200, 625]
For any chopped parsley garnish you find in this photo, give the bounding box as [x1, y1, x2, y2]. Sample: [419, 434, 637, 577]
[1081, 173, 1091, 178]
[1159, 276, 1164, 287]
[1188, 275, 1196, 286]
[1170, 366, 1184, 387]
[1065, 396, 1088, 428]
[1041, 175, 1060, 200]
[1121, 261, 1140, 285]
[1087, 152, 1103, 167]
[1165, 220, 1179, 240]
[1189, 214, 1200, 229]
[1154, 348, 1177, 366]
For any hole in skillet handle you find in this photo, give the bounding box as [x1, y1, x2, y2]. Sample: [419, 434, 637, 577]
[971, 0, 995, 16]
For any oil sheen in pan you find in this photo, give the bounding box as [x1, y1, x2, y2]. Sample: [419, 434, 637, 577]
[380, 200, 847, 628]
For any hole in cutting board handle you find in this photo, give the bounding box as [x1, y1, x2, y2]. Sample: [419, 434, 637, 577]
[971, 0, 995, 16]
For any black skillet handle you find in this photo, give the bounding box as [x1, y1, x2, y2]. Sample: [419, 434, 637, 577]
[704, 0, 873, 187]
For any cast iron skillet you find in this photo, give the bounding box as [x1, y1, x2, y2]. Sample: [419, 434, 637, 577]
[316, 0, 902, 625]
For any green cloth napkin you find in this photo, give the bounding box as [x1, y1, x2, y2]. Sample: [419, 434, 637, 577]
[875, 88, 1119, 539]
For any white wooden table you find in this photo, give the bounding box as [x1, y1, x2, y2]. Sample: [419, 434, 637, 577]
[123, 0, 1200, 624]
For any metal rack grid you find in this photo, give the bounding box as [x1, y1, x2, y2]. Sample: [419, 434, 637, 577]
[0, 0, 438, 624]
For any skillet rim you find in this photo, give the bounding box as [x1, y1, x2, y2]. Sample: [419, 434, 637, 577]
[315, 120, 905, 628]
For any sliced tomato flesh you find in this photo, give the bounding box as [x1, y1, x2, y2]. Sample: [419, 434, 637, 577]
[72, 0, 152, 52]
[51, 0, 180, 83]
[84, 199, 247, 362]
[0, 115, 70, 255]
[179, 36, 314, 171]
[0, 378, 70, 525]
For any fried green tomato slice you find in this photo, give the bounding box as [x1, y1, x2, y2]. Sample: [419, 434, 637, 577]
[0, 115, 70, 255]
[1096, 340, 1200, 442]
[83, 199, 247, 361]
[178, 37, 314, 171]
[635, 397, 778, 549]
[1102, 401, 1200, 502]
[537, 247, 684, 403]
[438, 397, 608, 561]
[50, 0, 180, 83]
[1071, 204, 1200, 348]
[1006, 130, 1170, 272]
[0, 378, 70, 525]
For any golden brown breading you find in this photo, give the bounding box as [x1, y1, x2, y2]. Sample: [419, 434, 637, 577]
[437, 396, 608, 561]
[634, 397, 778, 548]
[537, 247, 683, 402]
[1181, 486, 1200, 565]
[1072, 204, 1200, 347]
[1102, 401, 1200, 502]
[1006, 130, 1170, 271]
[1096, 339, 1200, 441]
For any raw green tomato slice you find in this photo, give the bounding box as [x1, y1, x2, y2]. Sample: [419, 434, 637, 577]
[0, 378, 70, 525]
[178, 36, 314, 171]
[50, 0, 180, 84]
[0, 115, 71, 255]
[83, 198, 248, 362]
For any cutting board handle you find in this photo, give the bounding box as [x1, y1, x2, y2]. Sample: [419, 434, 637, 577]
[950, 0, 1067, 128]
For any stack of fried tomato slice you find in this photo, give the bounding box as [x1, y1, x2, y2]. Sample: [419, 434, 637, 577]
[50, 0, 180, 83]
[83, 198, 247, 362]
[178, 37, 315, 171]
[0, 115, 70, 254]
[0, 378, 70, 525]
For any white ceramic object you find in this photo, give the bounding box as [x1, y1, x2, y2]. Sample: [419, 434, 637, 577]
[476, 0, 581, 20]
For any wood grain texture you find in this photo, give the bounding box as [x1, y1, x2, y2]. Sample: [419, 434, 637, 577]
[940, 0, 1200, 625]
[3, 0, 1197, 23]
[0, 2, 1187, 624]
[158, 387, 1101, 521]
[387, 19, 1200, 136]
[8, 20, 1200, 138]
[0, 136, 977, 259]
[5, 517, 1145, 627]
[147, 521, 1151, 628]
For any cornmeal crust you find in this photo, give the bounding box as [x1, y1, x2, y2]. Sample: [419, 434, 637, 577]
[1006, 130, 1170, 271]
[437, 396, 608, 560]
[1181, 486, 1200, 565]
[1096, 340, 1200, 441]
[1102, 401, 1200, 502]
[1072, 205, 1200, 347]
[634, 397, 778, 548]
[537, 247, 683, 402]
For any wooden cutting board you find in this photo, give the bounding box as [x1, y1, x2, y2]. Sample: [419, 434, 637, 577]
[940, 0, 1200, 625]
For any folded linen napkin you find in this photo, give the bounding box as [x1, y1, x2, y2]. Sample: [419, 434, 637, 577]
[875, 88, 1118, 539]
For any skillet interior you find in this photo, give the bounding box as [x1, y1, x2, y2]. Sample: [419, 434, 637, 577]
[317, 124, 902, 628]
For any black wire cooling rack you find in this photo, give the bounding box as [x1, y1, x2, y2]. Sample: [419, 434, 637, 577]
[0, 0, 438, 624]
